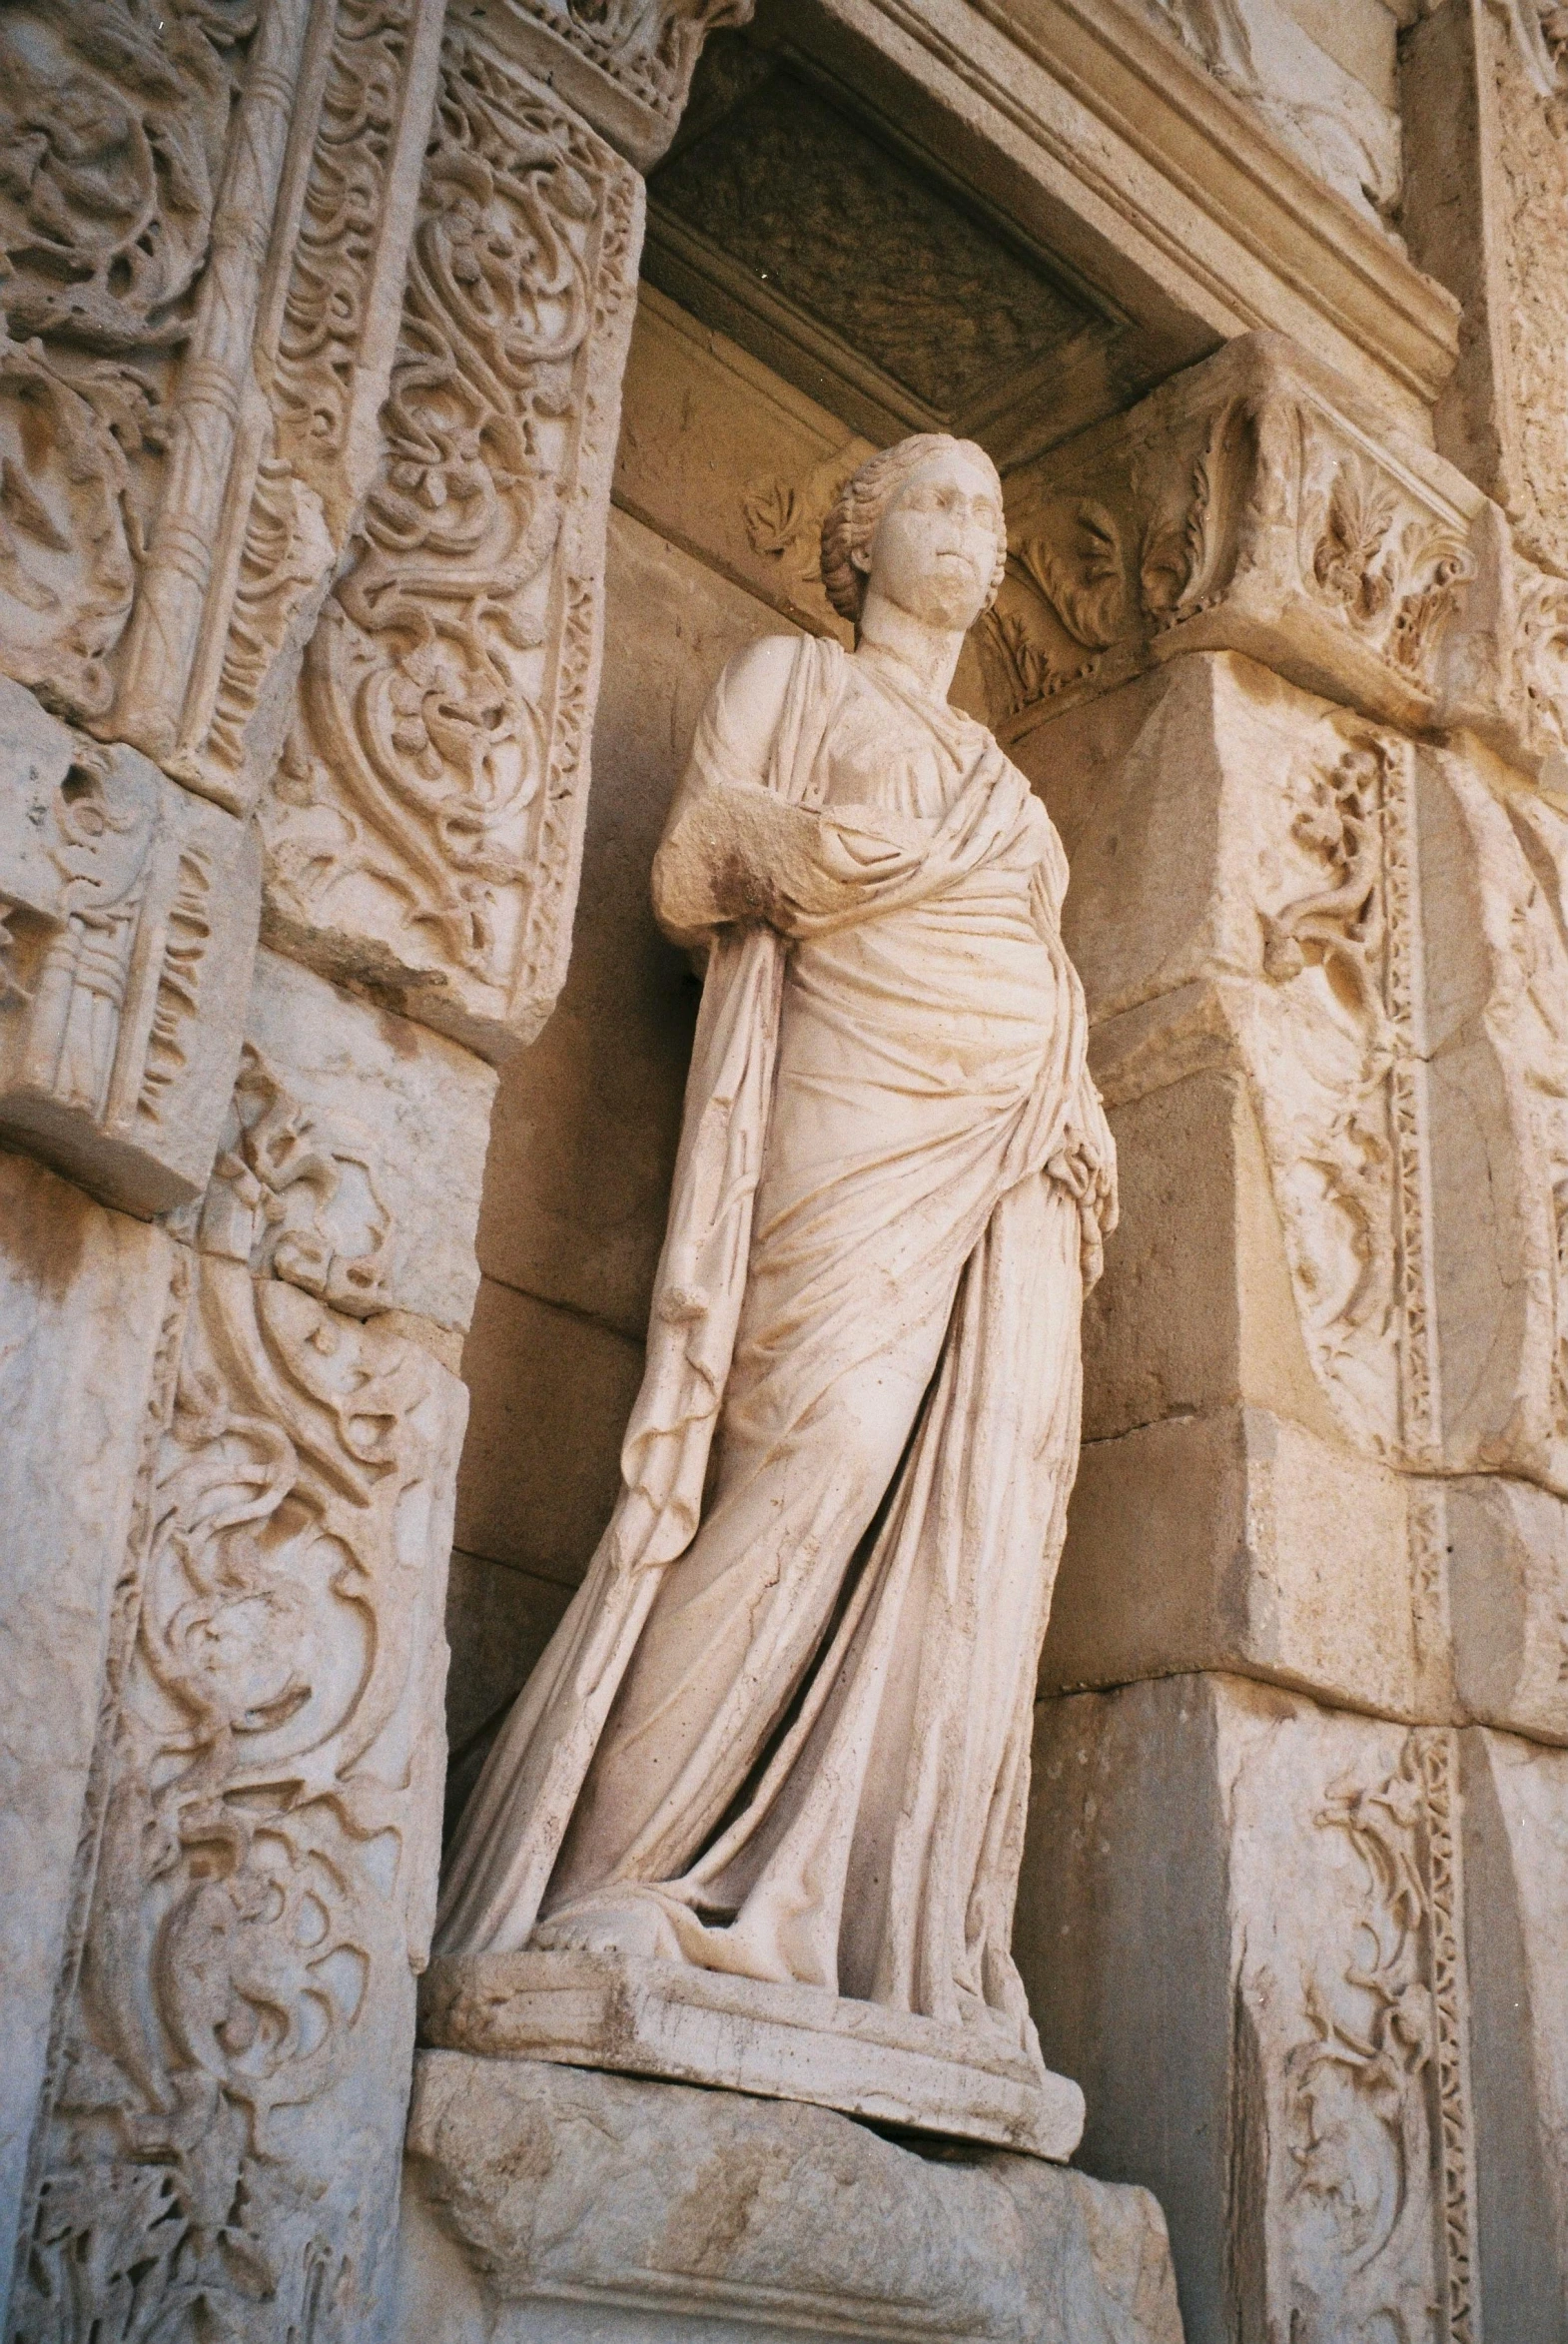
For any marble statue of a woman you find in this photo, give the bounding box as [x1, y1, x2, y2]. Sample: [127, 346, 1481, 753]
[424, 433, 1117, 2159]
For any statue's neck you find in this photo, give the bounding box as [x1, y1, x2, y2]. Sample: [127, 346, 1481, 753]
[854, 592, 963, 706]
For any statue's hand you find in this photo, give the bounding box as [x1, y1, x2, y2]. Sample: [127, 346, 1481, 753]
[653, 782, 865, 943]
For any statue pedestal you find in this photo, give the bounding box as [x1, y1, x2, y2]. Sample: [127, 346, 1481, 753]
[397, 2051, 1180, 2344]
[418, 1948, 1084, 2161]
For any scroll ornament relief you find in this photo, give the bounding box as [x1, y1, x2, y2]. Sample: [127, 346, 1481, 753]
[264, 29, 643, 1058]
[1272, 1733, 1476, 2344]
[505, 0, 753, 127]
[0, 690, 260, 1216]
[17, 1214, 465, 2344]
[1487, 0, 1568, 580]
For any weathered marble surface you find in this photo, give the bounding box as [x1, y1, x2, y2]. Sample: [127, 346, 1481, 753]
[1461, 1726, 1568, 2338]
[398, 2052, 1182, 2344]
[420, 1949, 1085, 2161]
[0, 1150, 178, 2313]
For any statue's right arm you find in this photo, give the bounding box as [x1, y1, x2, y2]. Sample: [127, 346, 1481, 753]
[653, 637, 846, 948]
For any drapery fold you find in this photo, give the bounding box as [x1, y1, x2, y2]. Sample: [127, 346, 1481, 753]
[435, 637, 1115, 2042]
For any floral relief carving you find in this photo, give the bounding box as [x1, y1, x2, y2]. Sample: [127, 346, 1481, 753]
[181, 0, 448, 814]
[196, 1044, 394, 1317]
[1302, 452, 1471, 683]
[1489, 1, 1568, 576]
[264, 26, 643, 1057]
[0, 0, 258, 720]
[17, 1249, 464, 2344]
[1276, 1731, 1478, 2344]
[0, 0, 447, 824]
[506, 0, 752, 128]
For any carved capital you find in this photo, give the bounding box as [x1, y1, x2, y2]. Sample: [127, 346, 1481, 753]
[261, 21, 646, 1060]
[997, 331, 1568, 801]
[996, 334, 1484, 745]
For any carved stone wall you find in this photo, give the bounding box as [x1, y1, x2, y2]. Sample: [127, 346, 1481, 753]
[0, 4, 740, 2338]
[1004, 316, 1568, 2340]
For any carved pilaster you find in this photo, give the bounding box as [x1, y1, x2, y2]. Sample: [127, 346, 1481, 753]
[0, 0, 448, 818]
[12, 1251, 466, 2344]
[1024, 1679, 1483, 2344]
[260, 15, 646, 1059]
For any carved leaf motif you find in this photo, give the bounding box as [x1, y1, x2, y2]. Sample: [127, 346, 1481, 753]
[509, 0, 755, 120]
[200, 1043, 394, 1316]
[1305, 452, 1471, 684]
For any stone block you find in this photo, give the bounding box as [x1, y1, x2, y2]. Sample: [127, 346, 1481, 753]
[420, 1949, 1085, 2163]
[1041, 1404, 1421, 1718]
[1082, 1063, 1340, 1448]
[1460, 1727, 1568, 2342]
[455, 1277, 644, 1587]
[396, 2051, 1182, 2344]
[0, 1149, 179, 2316]
[0, 678, 260, 1216]
[190, 945, 496, 1335]
[1019, 1675, 1480, 2344]
[1415, 738, 1568, 1494]
[1021, 654, 1440, 1471]
[1448, 1477, 1568, 1745]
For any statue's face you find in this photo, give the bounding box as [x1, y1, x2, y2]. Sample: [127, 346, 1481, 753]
[862, 449, 1002, 633]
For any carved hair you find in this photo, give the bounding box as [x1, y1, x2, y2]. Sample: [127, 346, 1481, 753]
[819, 433, 1007, 627]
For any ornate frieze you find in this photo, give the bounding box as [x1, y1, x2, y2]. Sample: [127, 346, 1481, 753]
[14, 1245, 465, 2344]
[0, 678, 259, 1217]
[261, 21, 645, 1059]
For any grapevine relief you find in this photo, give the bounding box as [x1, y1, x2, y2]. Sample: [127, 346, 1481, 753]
[1276, 1732, 1477, 2344]
[1248, 734, 1435, 1462]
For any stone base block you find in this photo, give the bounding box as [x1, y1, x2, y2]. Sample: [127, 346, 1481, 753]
[1018, 1673, 1478, 2344]
[419, 1949, 1083, 2161]
[396, 2051, 1181, 2344]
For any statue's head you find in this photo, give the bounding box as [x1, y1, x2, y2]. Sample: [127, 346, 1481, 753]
[820, 433, 1006, 637]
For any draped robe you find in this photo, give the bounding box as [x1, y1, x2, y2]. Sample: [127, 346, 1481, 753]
[435, 634, 1116, 2072]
